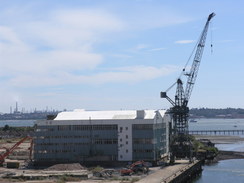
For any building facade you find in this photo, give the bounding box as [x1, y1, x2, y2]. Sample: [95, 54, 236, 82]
[33, 109, 170, 165]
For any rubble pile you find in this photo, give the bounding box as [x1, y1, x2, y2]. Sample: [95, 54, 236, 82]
[45, 163, 86, 171]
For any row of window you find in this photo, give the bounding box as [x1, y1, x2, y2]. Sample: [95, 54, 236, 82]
[37, 124, 167, 132]
[36, 149, 153, 155]
[36, 135, 91, 139]
[133, 138, 153, 144]
[57, 125, 72, 131]
[37, 124, 166, 132]
[94, 139, 118, 144]
[37, 142, 89, 146]
[54, 125, 118, 131]
[133, 149, 153, 153]
[132, 124, 153, 130]
[36, 139, 118, 146]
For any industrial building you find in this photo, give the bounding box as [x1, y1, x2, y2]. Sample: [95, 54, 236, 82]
[33, 109, 170, 165]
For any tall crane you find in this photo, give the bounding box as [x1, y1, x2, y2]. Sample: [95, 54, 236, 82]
[161, 13, 215, 163]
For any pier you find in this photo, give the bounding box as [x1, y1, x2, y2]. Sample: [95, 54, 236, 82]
[137, 160, 203, 183]
[189, 129, 244, 135]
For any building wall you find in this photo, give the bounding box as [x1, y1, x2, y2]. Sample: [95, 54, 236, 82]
[34, 124, 118, 162]
[33, 111, 170, 164]
[132, 123, 154, 160]
[131, 113, 169, 161]
[117, 121, 132, 161]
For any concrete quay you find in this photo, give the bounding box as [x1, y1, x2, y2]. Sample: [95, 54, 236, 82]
[137, 160, 202, 183]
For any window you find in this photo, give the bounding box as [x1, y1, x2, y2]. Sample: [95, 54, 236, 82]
[126, 149, 128, 153]
[57, 125, 71, 131]
[126, 127, 128, 130]
[132, 124, 153, 130]
[126, 141, 128, 144]
[133, 138, 153, 144]
[133, 149, 153, 153]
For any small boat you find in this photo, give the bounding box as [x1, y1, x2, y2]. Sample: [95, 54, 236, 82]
[189, 119, 197, 123]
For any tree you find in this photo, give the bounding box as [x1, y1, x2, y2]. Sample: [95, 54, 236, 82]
[3, 124, 10, 131]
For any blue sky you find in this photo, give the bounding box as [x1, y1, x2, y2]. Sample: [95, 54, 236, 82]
[0, 0, 243, 113]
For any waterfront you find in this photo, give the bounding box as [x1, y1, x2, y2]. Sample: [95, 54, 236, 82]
[189, 119, 244, 183]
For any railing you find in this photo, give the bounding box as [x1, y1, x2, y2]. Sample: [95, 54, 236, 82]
[189, 130, 244, 135]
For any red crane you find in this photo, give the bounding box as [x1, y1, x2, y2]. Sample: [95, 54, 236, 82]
[0, 136, 33, 165]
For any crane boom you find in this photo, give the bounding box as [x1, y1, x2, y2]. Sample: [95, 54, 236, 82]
[184, 13, 215, 105]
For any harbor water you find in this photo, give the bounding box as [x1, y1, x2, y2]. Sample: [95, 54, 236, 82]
[194, 159, 244, 183]
[0, 119, 35, 127]
[189, 118, 244, 131]
[189, 118, 244, 183]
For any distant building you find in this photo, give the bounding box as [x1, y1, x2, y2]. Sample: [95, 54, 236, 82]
[33, 109, 171, 165]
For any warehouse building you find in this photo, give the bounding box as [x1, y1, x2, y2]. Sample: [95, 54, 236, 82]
[33, 109, 170, 165]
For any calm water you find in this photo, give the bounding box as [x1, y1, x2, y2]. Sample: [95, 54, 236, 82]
[189, 118, 244, 131]
[0, 119, 35, 127]
[194, 159, 244, 183]
[189, 119, 244, 183]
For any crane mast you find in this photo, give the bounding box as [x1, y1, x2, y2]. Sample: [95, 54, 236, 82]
[161, 13, 215, 163]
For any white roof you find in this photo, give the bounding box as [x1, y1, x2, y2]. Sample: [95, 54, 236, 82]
[54, 109, 166, 120]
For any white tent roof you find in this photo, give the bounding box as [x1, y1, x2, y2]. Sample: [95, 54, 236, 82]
[54, 109, 166, 120]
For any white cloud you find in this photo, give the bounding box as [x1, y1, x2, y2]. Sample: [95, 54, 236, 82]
[0, 8, 126, 77]
[8, 65, 179, 87]
[174, 40, 195, 44]
[24, 9, 125, 49]
[149, 47, 166, 51]
[135, 44, 150, 50]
